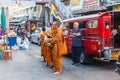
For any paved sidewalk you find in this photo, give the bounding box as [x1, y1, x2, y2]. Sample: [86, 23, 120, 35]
[0, 44, 119, 80]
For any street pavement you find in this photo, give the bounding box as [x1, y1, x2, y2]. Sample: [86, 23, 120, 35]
[0, 43, 120, 80]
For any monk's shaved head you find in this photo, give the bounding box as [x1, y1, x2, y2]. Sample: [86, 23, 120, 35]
[52, 21, 61, 27]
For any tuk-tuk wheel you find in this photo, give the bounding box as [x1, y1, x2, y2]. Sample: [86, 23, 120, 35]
[80, 49, 93, 65]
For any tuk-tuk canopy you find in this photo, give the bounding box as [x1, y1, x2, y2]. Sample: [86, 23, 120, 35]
[63, 12, 109, 23]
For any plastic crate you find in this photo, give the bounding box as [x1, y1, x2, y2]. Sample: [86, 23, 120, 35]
[2, 50, 12, 61]
[19, 46, 25, 50]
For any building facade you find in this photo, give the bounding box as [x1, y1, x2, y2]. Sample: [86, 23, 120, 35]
[10, 1, 37, 21]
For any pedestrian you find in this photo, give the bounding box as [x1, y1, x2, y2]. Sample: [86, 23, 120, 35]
[114, 25, 120, 48]
[115, 53, 120, 74]
[20, 34, 30, 50]
[47, 21, 67, 74]
[70, 22, 82, 66]
[8, 28, 17, 50]
[116, 25, 120, 48]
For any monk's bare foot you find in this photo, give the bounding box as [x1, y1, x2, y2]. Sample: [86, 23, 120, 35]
[43, 57, 45, 62]
[52, 67, 57, 72]
[49, 64, 54, 68]
[53, 71, 61, 75]
[52, 67, 55, 70]
[42, 60, 45, 62]
[46, 63, 49, 66]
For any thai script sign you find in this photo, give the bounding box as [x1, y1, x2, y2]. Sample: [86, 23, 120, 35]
[70, 0, 84, 11]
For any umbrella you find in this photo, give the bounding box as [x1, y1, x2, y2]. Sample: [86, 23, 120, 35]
[1, 7, 6, 49]
[6, 7, 9, 32]
[1, 7, 6, 31]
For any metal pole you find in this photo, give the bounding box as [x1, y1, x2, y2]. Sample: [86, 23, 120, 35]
[6, 7, 10, 50]
[6, 7, 9, 33]
[112, 10, 115, 48]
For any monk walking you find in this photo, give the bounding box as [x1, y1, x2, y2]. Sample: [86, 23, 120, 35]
[40, 27, 53, 66]
[47, 21, 66, 74]
[44, 27, 54, 66]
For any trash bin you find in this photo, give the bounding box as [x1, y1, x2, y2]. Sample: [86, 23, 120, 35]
[8, 37, 17, 46]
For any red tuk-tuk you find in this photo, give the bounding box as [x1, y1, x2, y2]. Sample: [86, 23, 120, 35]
[63, 12, 120, 64]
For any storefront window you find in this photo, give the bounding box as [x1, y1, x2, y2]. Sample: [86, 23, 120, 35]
[88, 20, 98, 28]
[114, 5, 118, 11]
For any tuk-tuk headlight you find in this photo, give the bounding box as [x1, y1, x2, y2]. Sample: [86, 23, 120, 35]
[105, 21, 110, 29]
[106, 25, 110, 29]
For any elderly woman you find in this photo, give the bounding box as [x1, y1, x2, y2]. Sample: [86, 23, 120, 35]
[20, 34, 30, 50]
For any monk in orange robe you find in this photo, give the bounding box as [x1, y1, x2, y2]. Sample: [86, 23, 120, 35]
[40, 27, 54, 65]
[42, 26, 56, 66]
[44, 30, 54, 66]
[40, 27, 46, 61]
[44, 47, 52, 65]
[40, 27, 53, 65]
[41, 41, 52, 65]
[48, 22, 65, 74]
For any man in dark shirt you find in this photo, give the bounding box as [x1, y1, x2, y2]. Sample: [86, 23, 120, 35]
[70, 22, 82, 66]
[117, 25, 120, 47]
[114, 25, 120, 47]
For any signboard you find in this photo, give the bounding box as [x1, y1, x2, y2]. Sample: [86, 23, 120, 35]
[83, 0, 99, 9]
[71, 0, 80, 7]
[70, 0, 84, 11]
[113, 5, 120, 11]
[71, 0, 107, 14]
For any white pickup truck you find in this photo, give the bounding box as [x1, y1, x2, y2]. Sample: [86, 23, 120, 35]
[30, 28, 42, 46]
